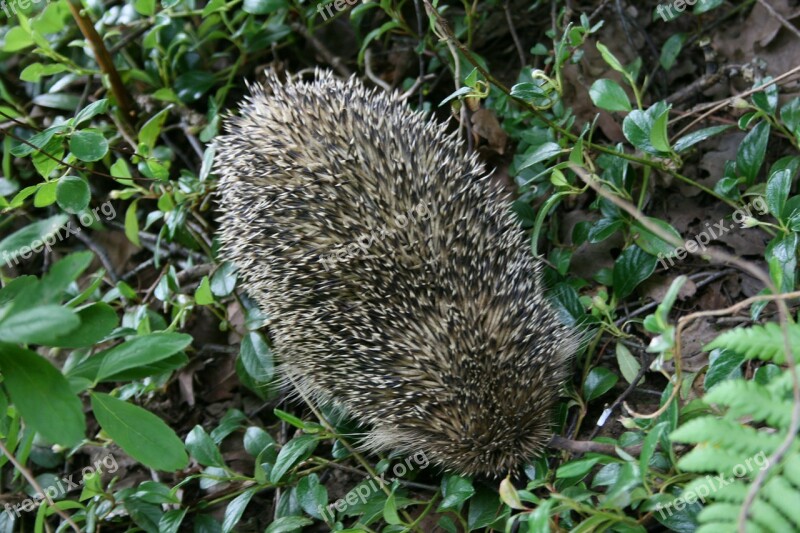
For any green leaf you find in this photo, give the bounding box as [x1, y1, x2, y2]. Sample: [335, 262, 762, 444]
[269, 434, 318, 483]
[632, 217, 682, 257]
[0, 344, 85, 446]
[518, 142, 562, 171]
[296, 474, 328, 519]
[766, 168, 792, 220]
[69, 130, 108, 162]
[90, 392, 189, 471]
[649, 106, 672, 153]
[125, 200, 141, 246]
[556, 457, 600, 479]
[10, 124, 67, 157]
[263, 517, 314, 533]
[589, 79, 631, 112]
[613, 245, 657, 299]
[0, 305, 79, 344]
[242, 0, 287, 14]
[616, 343, 641, 384]
[704, 349, 745, 391]
[222, 487, 258, 533]
[20, 63, 70, 83]
[174, 72, 216, 103]
[596, 42, 627, 76]
[358, 21, 400, 64]
[210, 262, 237, 297]
[2, 27, 34, 52]
[185, 425, 225, 467]
[244, 426, 276, 457]
[384, 490, 401, 525]
[673, 125, 731, 153]
[583, 367, 618, 401]
[195, 276, 214, 305]
[47, 302, 118, 348]
[56, 175, 91, 214]
[239, 332, 274, 383]
[694, 0, 724, 14]
[95, 332, 193, 382]
[138, 108, 170, 153]
[736, 121, 770, 184]
[74, 99, 109, 127]
[660, 34, 685, 71]
[438, 475, 475, 511]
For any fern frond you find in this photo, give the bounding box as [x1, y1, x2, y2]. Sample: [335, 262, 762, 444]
[678, 446, 760, 474]
[766, 364, 800, 398]
[704, 380, 793, 429]
[760, 475, 800, 528]
[782, 453, 800, 488]
[704, 322, 800, 363]
[670, 417, 783, 457]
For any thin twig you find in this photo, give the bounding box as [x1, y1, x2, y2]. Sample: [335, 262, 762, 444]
[0, 439, 81, 532]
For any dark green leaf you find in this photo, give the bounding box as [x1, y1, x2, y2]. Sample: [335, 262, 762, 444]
[438, 475, 475, 511]
[269, 434, 318, 483]
[736, 121, 770, 184]
[48, 302, 118, 348]
[673, 125, 731, 153]
[242, 0, 287, 14]
[583, 367, 618, 401]
[90, 392, 189, 471]
[185, 425, 226, 467]
[613, 245, 657, 299]
[0, 305, 79, 344]
[95, 332, 192, 382]
[703, 349, 745, 391]
[0, 344, 85, 446]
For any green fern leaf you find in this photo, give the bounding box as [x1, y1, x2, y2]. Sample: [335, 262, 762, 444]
[782, 453, 800, 488]
[762, 475, 800, 528]
[704, 322, 800, 363]
[670, 417, 782, 457]
[678, 446, 760, 474]
[704, 380, 793, 429]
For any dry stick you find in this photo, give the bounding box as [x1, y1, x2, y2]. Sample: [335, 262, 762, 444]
[756, 0, 800, 40]
[548, 435, 642, 458]
[672, 63, 800, 139]
[290, 23, 351, 78]
[0, 439, 81, 532]
[570, 165, 799, 531]
[67, 0, 137, 129]
[503, 0, 526, 70]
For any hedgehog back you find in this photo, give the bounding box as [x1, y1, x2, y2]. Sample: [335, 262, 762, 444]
[214, 71, 575, 476]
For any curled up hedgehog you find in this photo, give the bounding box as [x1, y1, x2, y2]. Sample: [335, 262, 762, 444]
[214, 70, 577, 477]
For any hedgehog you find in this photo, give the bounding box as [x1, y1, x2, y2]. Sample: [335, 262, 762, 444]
[213, 70, 577, 477]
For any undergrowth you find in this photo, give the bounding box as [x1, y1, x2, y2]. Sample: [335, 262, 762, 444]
[0, 0, 799, 531]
